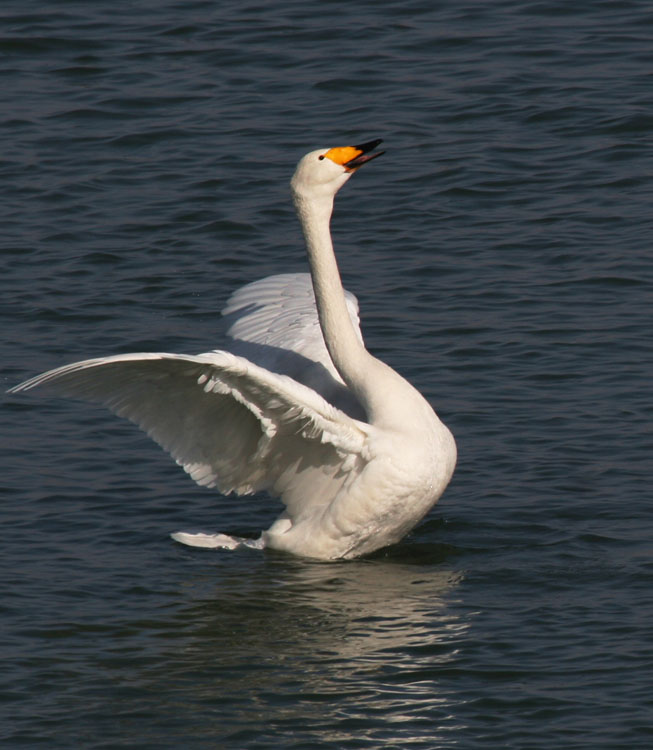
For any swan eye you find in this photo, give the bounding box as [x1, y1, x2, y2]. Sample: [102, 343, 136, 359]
[318, 155, 325, 160]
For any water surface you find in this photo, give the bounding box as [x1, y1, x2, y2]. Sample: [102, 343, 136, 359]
[2, 1, 652, 748]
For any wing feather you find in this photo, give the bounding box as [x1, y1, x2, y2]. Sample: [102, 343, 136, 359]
[9, 352, 370, 519]
[223, 272, 362, 359]
[223, 273, 365, 419]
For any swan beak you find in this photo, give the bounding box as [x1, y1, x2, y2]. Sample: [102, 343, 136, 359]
[324, 139, 384, 172]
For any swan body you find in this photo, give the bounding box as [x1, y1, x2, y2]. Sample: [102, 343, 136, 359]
[9, 140, 456, 560]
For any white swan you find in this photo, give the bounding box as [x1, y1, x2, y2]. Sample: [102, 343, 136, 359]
[9, 140, 457, 560]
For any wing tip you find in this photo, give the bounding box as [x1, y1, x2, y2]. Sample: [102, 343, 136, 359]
[171, 531, 241, 549]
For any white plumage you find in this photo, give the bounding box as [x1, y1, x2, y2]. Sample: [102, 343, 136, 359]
[9, 140, 456, 560]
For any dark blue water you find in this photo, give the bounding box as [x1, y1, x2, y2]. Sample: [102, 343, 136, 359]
[2, 1, 652, 747]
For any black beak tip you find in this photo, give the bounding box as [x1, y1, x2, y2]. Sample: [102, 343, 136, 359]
[354, 138, 383, 153]
[343, 138, 385, 169]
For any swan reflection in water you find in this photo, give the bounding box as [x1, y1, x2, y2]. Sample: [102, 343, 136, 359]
[154, 553, 468, 744]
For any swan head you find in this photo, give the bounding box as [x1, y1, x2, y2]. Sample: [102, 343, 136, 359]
[291, 139, 384, 202]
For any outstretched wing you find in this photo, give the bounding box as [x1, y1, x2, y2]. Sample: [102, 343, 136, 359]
[223, 273, 365, 419]
[8, 352, 370, 521]
[223, 272, 363, 370]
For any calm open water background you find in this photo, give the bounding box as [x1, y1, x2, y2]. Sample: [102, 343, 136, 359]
[2, 1, 652, 748]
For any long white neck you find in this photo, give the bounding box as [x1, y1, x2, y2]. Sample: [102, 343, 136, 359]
[293, 189, 418, 427]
